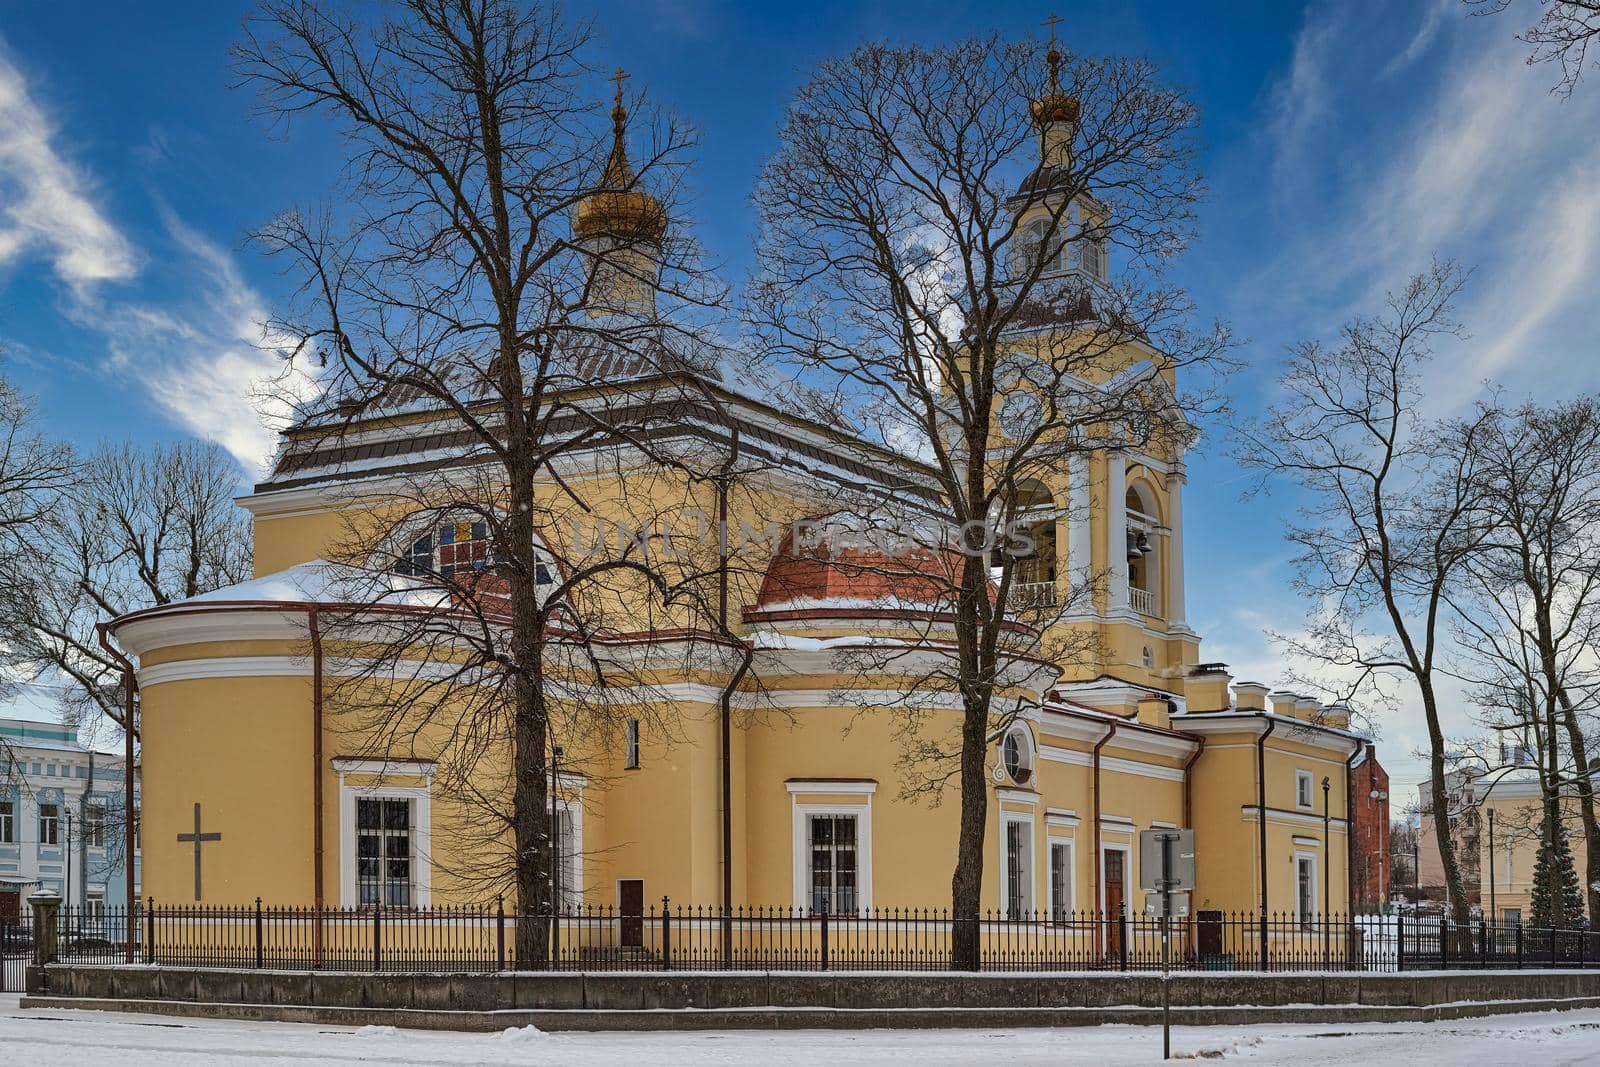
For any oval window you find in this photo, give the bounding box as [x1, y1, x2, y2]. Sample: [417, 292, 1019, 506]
[1002, 728, 1032, 785]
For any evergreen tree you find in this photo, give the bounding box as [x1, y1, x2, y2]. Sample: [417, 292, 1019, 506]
[1530, 809, 1587, 928]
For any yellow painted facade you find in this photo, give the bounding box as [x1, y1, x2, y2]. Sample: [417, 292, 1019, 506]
[111, 78, 1372, 937]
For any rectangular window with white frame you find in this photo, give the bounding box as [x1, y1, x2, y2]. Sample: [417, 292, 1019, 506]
[1295, 852, 1317, 927]
[624, 719, 640, 770]
[1295, 770, 1314, 810]
[356, 797, 413, 907]
[553, 805, 580, 910]
[39, 802, 59, 846]
[0, 799, 12, 843]
[84, 800, 106, 849]
[808, 813, 858, 915]
[1003, 815, 1034, 919]
[1048, 839, 1074, 922]
[85, 888, 105, 928]
[788, 782, 874, 914]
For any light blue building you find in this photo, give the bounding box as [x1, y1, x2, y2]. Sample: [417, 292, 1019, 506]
[0, 717, 140, 924]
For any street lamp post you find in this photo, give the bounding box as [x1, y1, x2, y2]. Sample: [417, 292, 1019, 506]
[1488, 807, 1496, 928]
[65, 809, 74, 923]
[550, 743, 564, 968]
[1322, 776, 1331, 965]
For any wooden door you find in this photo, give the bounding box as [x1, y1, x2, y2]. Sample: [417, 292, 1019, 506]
[0, 889, 18, 924]
[619, 879, 644, 948]
[1104, 850, 1126, 958]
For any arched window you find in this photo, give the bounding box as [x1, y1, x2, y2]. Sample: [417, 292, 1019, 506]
[389, 515, 556, 590]
[1019, 218, 1065, 276]
[1125, 482, 1160, 616]
[1005, 479, 1058, 608]
[1001, 724, 1035, 786]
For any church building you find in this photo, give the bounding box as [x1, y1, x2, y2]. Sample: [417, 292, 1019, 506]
[107, 57, 1370, 946]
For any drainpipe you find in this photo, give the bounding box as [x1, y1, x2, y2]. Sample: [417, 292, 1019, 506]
[95, 623, 138, 965]
[309, 605, 325, 967]
[1092, 719, 1118, 953]
[1256, 716, 1276, 970]
[1182, 734, 1206, 828]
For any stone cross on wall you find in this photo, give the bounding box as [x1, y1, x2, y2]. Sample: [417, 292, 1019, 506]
[175, 802, 221, 901]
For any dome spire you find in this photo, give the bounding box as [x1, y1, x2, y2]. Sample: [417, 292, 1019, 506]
[603, 67, 634, 188]
[1030, 14, 1079, 167]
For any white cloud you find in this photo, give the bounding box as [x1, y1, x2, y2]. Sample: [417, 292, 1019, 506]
[85, 209, 314, 474]
[0, 41, 307, 474]
[0, 49, 136, 291]
[1212, 5, 1600, 793]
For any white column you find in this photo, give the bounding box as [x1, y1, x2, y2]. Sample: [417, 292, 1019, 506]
[1166, 469, 1188, 629]
[1106, 451, 1129, 614]
[1067, 453, 1093, 614]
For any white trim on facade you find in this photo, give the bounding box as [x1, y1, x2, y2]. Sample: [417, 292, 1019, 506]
[789, 789, 873, 913]
[337, 775, 432, 909]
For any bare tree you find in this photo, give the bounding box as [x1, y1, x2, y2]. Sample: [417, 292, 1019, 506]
[1471, 0, 1600, 96]
[0, 440, 249, 734]
[1239, 261, 1490, 928]
[0, 365, 74, 554]
[234, 0, 738, 962]
[749, 32, 1229, 966]
[1452, 397, 1600, 925]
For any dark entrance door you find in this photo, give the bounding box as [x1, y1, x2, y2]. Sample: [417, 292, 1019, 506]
[619, 879, 644, 948]
[1104, 850, 1126, 959]
[0, 890, 18, 924]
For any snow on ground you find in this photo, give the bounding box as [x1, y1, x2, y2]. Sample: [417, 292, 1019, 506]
[4, 994, 1600, 1065]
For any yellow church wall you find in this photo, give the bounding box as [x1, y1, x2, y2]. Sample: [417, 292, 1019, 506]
[139, 675, 316, 906]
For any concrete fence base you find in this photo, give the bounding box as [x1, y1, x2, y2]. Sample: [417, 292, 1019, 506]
[22, 966, 1600, 1032]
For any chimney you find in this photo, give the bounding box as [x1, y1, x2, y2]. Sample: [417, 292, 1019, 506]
[1295, 695, 1321, 722]
[1136, 694, 1171, 731]
[1185, 663, 1233, 713]
[1322, 700, 1351, 729]
[1269, 690, 1299, 718]
[1233, 681, 1269, 711]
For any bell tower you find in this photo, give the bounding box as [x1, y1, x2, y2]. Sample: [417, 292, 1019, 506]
[994, 25, 1199, 697]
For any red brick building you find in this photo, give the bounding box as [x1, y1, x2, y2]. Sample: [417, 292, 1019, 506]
[1350, 742, 1391, 909]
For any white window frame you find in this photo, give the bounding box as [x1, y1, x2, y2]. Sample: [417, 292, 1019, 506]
[336, 760, 434, 909]
[1294, 850, 1318, 926]
[38, 802, 59, 846]
[1000, 813, 1035, 919]
[84, 799, 106, 850]
[548, 790, 585, 909]
[1296, 770, 1314, 811]
[787, 781, 875, 913]
[85, 887, 106, 928]
[1000, 724, 1036, 786]
[1048, 836, 1075, 921]
[624, 718, 640, 770]
[0, 798, 12, 844]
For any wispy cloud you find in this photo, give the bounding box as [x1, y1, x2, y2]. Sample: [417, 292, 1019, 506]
[0, 48, 136, 292]
[1217, 2, 1600, 789]
[0, 41, 298, 473]
[1249, 5, 1600, 409]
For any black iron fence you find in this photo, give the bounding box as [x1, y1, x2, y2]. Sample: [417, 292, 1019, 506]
[10, 902, 1600, 975]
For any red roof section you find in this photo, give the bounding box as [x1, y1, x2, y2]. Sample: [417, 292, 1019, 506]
[753, 528, 958, 609]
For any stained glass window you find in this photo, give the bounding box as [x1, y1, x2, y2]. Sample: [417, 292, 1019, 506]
[392, 517, 555, 588]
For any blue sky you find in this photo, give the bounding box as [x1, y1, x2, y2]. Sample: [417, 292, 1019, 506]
[2, 1, 1598, 792]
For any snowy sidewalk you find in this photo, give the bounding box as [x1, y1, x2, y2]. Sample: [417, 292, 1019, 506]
[5, 993, 1600, 1065]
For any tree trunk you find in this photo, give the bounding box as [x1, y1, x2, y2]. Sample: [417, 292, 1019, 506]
[1551, 689, 1599, 927]
[1420, 679, 1473, 928]
[950, 691, 989, 971]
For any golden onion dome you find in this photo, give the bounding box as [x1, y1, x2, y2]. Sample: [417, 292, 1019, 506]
[574, 75, 667, 244]
[1029, 46, 1079, 128]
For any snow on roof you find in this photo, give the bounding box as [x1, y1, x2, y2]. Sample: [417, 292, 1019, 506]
[179, 560, 450, 612]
